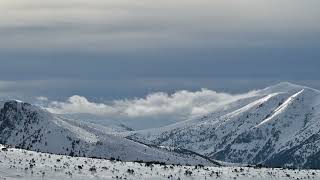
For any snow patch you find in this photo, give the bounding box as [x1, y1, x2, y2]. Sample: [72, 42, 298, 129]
[226, 93, 279, 118]
[256, 89, 304, 127]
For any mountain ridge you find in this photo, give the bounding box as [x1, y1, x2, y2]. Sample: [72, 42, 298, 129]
[1, 82, 320, 168]
[0, 100, 219, 166]
[128, 82, 320, 168]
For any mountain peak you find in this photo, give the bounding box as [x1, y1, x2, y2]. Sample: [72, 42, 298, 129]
[260, 82, 311, 94]
[275, 82, 299, 87]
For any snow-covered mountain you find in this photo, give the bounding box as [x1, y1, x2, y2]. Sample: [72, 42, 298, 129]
[0, 100, 219, 166]
[128, 82, 320, 169]
[2, 82, 320, 169]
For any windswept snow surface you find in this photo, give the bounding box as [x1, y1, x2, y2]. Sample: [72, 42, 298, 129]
[1, 145, 320, 180]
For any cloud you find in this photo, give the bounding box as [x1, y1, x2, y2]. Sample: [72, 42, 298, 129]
[46, 89, 258, 125]
[36, 96, 49, 101]
[0, 0, 319, 52]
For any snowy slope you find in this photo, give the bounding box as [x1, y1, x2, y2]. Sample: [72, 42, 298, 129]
[128, 82, 320, 169]
[1, 144, 320, 180]
[0, 100, 219, 166]
[60, 113, 134, 133]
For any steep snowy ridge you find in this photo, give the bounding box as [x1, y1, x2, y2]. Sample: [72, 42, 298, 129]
[129, 83, 320, 169]
[0, 100, 219, 166]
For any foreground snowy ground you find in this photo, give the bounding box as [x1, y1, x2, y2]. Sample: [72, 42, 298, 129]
[0, 145, 319, 180]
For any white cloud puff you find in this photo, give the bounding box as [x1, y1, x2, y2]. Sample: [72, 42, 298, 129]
[36, 96, 49, 101]
[46, 89, 257, 124]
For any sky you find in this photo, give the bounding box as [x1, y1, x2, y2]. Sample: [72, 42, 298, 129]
[0, 0, 320, 125]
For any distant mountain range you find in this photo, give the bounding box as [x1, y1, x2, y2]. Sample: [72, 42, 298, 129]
[1, 82, 320, 169]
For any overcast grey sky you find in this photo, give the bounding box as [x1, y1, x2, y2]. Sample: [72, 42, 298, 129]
[1, 0, 320, 102]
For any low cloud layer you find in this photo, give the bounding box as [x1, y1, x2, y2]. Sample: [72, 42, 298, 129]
[46, 89, 257, 128]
